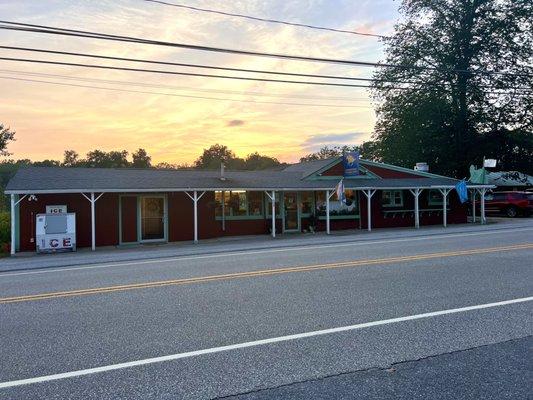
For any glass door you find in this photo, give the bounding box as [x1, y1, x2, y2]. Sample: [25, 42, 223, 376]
[140, 196, 166, 241]
[284, 192, 300, 232]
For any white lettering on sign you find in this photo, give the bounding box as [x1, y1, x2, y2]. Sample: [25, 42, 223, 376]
[46, 205, 67, 214]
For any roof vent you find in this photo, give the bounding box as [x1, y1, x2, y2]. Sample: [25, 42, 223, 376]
[220, 163, 226, 181]
[414, 162, 429, 172]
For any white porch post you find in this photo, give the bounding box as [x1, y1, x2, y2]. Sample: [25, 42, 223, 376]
[438, 188, 451, 227]
[193, 191, 198, 243]
[10, 194, 15, 255]
[264, 191, 276, 238]
[471, 189, 476, 223]
[81, 192, 106, 251]
[185, 191, 206, 243]
[480, 188, 486, 224]
[363, 189, 376, 232]
[410, 188, 421, 229]
[90, 192, 95, 251]
[221, 190, 226, 231]
[326, 190, 330, 235]
[185, 190, 206, 243]
[271, 191, 276, 238]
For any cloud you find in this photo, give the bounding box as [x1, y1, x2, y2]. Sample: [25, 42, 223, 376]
[227, 119, 245, 127]
[301, 131, 369, 151]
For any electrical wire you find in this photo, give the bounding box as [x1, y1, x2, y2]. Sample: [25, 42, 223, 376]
[141, 0, 387, 38]
[0, 57, 385, 88]
[1, 20, 528, 77]
[0, 69, 372, 101]
[0, 75, 374, 108]
[0, 45, 405, 84]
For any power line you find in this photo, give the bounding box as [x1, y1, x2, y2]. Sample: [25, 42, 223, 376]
[4, 46, 530, 92]
[0, 45, 398, 84]
[0, 75, 373, 108]
[0, 69, 372, 101]
[2, 20, 528, 77]
[0, 57, 381, 88]
[141, 0, 387, 39]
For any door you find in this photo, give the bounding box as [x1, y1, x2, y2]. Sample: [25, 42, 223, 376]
[284, 192, 300, 232]
[140, 196, 166, 241]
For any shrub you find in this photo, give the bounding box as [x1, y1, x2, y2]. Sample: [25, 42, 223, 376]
[0, 211, 10, 251]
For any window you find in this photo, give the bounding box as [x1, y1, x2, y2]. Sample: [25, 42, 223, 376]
[248, 192, 264, 216]
[382, 190, 403, 207]
[315, 190, 358, 217]
[266, 192, 281, 217]
[427, 189, 443, 206]
[215, 191, 264, 218]
[300, 191, 314, 215]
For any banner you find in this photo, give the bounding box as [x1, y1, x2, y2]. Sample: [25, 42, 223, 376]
[335, 179, 346, 204]
[343, 151, 359, 177]
[455, 180, 468, 203]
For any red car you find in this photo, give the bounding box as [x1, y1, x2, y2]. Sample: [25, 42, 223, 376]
[481, 191, 533, 217]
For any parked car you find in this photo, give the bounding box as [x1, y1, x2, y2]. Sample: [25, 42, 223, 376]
[479, 191, 533, 217]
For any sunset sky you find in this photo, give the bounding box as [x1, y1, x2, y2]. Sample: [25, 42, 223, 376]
[0, 0, 400, 164]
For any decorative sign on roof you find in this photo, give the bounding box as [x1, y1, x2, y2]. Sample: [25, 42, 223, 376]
[343, 151, 360, 177]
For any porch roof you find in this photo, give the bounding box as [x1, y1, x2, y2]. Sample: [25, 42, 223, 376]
[5, 166, 491, 194]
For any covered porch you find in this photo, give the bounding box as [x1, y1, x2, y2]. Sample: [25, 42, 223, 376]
[8, 184, 492, 255]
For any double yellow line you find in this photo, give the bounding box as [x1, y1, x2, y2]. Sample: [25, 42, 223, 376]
[1, 243, 531, 304]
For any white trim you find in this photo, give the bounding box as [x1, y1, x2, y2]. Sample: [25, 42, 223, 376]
[1, 296, 530, 389]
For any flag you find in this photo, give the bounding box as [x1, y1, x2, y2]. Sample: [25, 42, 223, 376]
[343, 151, 359, 177]
[455, 180, 468, 203]
[469, 165, 487, 184]
[335, 179, 346, 204]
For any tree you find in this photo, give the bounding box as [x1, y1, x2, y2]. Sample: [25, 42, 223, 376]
[299, 144, 377, 162]
[244, 152, 282, 170]
[194, 144, 243, 169]
[62, 150, 80, 167]
[85, 149, 129, 168]
[131, 148, 152, 168]
[371, 0, 532, 177]
[0, 124, 16, 156]
[33, 159, 61, 167]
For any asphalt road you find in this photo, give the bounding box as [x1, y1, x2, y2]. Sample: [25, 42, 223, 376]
[0, 223, 532, 399]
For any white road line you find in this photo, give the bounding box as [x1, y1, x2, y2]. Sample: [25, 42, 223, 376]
[0, 296, 532, 389]
[2, 226, 533, 278]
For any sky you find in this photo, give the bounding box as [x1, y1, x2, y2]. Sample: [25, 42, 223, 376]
[0, 0, 400, 164]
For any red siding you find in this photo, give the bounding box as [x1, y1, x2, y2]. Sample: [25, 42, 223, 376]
[120, 196, 137, 243]
[18, 193, 119, 251]
[320, 161, 344, 176]
[363, 164, 425, 179]
[16, 189, 468, 252]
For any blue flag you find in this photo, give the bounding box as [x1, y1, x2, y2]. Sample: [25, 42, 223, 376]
[455, 180, 468, 203]
[343, 151, 359, 177]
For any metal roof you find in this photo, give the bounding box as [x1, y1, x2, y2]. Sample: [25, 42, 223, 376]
[3, 164, 488, 194]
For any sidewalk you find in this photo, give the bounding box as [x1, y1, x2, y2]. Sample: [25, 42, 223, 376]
[1, 218, 531, 273]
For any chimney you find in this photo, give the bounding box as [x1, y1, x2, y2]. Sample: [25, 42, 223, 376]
[414, 162, 429, 172]
[220, 163, 226, 180]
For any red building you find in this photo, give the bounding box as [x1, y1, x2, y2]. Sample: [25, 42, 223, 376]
[5, 157, 492, 254]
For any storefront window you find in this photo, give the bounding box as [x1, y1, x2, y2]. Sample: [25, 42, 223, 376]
[248, 191, 264, 216]
[315, 190, 358, 217]
[266, 192, 281, 217]
[215, 191, 264, 218]
[382, 190, 403, 207]
[427, 189, 443, 206]
[300, 191, 314, 215]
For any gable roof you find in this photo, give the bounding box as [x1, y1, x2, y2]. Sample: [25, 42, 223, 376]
[5, 164, 474, 194]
